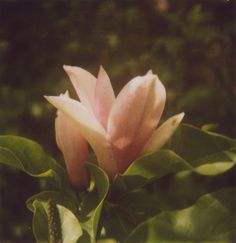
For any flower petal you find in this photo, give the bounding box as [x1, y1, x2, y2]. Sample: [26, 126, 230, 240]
[107, 72, 166, 172]
[63, 65, 97, 112]
[45, 95, 117, 178]
[93, 66, 115, 129]
[142, 112, 185, 154]
[55, 97, 89, 187]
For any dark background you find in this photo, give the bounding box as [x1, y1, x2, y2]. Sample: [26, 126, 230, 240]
[0, 0, 235, 241]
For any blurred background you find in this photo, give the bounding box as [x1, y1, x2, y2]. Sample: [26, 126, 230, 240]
[0, 0, 235, 241]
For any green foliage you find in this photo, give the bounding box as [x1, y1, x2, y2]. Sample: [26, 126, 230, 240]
[125, 189, 236, 242]
[0, 135, 69, 190]
[79, 163, 109, 243]
[0, 124, 235, 242]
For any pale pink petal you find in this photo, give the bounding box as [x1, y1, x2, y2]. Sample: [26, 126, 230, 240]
[142, 112, 185, 154]
[55, 92, 89, 188]
[56, 113, 89, 188]
[63, 65, 97, 112]
[93, 66, 115, 129]
[107, 72, 166, 172]
[45, 95, 117, 178]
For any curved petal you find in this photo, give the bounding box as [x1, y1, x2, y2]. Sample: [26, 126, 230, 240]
[45, 95, 117, 178]
[107, 72, 166, 172]
[55, 97, 89, 188]
[142, 112, 185, 154]
[93, 66, 115, 129]
[63, 65, 97, 112]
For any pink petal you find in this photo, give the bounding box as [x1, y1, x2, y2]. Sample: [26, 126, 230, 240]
[63, 65, 97, 112]
[142, 112, 185, 154]
[56, 103, 89, 188]
[107, 72, 166, 172]
[93, 66, 115, 129]
[45, 95, 117, 178]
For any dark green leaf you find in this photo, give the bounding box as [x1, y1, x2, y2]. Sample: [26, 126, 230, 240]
[112, 124, 236, 193]
[167, 124, 236, 165]
[32, 200, 48, 242]
[27, 191, 78, 215]
[125, 188, 236, 242]
[0, 135, 69, 190]
[102, 201, 135, 242]
[79, 162, 109, 242]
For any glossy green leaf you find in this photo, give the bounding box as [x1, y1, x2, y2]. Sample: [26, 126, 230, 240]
[0, 135, 69, 190]
[166, 124, 236, 164]
[147, 167, 236, 211]
[79, 162, 109, 243]
[57, 204, 83, 243]
[112, 150, 235, 194]
[125, 188, 236, 242]
[117, 167, 236, 224]
[112, 125, 236, 193]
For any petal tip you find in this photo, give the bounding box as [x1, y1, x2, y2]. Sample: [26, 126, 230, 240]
[63, 64, 70, 69]
[63, 64, 76, 74]
[177, 112, 185, 122]
[44, 95, 50, 101]
[44, 95, 61, 105]
[146, 69, 153, 75]
[170, 112, 185, 127]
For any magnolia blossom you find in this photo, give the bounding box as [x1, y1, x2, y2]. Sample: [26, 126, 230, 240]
[45, 65, 184, 187]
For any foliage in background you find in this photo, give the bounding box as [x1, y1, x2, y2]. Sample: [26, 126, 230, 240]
[0, 0, 235, 241]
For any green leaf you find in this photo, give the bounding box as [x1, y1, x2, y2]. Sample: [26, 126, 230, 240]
[32, 199, 83, 243]
[115, 168, 236, 228]
[146, 168, 236, 211]
[112, 124, 236, 193]
[79, 162, 109, 243]
[125, 188, 236, 242]
[27, 191, 78, 215]
[201, 123, 218, 132]
[102, 201, 135, 242]
[0, 135, 69, 190]
[32, 200, 48, 242]
[112, 149, 235, 195]
[57, 204, 83, 243]
[117, 189, 161, 223]
[29, 164, 109, 242]
[97, 239, 117, 243]
[167, 124, 236, 164]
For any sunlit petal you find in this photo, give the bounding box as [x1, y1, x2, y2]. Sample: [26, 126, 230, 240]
[142, 112, 185, 154]
[63, 65, 96, 112]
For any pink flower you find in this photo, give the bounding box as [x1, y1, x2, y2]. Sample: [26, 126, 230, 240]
[45, 65, 184, 186]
